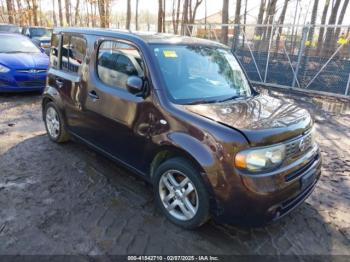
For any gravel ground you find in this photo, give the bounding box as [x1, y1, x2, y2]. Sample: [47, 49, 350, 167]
[0, 90, 349, 255]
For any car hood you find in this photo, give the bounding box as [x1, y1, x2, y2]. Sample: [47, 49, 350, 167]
[0, 52, 49, 70]
[183, 94, 313, 146]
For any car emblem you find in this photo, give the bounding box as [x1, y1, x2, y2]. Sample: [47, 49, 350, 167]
[299, 137, 307, 152]
[29, 69, 38, 73]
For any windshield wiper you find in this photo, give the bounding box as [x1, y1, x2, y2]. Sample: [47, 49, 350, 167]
[4, 51, 27, 54]
[216, 95, 242, 103]
[185, 99, 219, 105]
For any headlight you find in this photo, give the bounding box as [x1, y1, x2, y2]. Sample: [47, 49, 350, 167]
[0, 64, 10, 73]
[235, 144, 286, 172]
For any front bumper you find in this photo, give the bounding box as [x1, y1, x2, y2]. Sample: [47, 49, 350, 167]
[0, 70, 47, 92]
[211, 145, 322, 225]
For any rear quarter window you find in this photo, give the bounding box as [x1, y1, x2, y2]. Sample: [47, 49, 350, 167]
[61, 34, 87, 73]
[50, 33, 60, 69]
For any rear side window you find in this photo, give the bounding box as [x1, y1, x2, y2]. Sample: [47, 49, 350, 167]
[97, 40, 144, 90]
[61, 34, 87, 73]
[50, 33, 60, 69]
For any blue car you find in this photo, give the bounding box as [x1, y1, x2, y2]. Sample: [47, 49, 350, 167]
[0, 33, 49, 93]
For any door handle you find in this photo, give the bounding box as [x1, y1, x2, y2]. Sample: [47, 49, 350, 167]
[88, 90, 99, 100]
[55, 78, 64, 88]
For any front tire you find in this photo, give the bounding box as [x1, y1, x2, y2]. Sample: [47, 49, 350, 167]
[44, 102, 69, 143]
[153, 157, 210, 229]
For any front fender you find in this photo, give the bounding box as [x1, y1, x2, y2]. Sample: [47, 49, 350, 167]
[166, 132, 215, 170]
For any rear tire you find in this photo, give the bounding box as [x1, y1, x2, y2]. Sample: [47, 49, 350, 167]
[153, 157, 210, 229]
[44, 102, 69, 143]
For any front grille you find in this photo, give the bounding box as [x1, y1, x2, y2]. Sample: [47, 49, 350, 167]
[284, 153, 319, 182]
[0, 80, 9, 87]
[285, 131, 313, 159]
[16, 69, 47, 73]
[17, 80, 45, 87]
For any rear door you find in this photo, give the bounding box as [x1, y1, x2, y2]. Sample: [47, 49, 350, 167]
[57, 33, 88, 134]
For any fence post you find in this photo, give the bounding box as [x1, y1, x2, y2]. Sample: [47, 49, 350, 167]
[292, 25, 308, 88]
[264, 23, 274, 83]
[345, 71, 350, 96]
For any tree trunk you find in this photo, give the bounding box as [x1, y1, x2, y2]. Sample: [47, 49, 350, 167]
[323, 0, 342, 55]
[135, 0, 139, 30]
[275, 0, 289, 52]
[105, 0, 110, 28]
[6, 0, 14, 23]
[98, 0, 106, 27]
[221, 0, 229, 45]
[264, 0, 277, 41]
[52, 0, 57, 26]
[74, 0, 80, 25]
[316, 0, 330, 55]
[233, 0, 242, 50]
[254, 0, 266, 49]
[64, 0, 70, 25]
[126, 0, 131, 29]
[180, 0, 189, 35]
[242, 0, 247, 47]
[58, 0, 63, 26]
[334, 0, 350, 39]
[32, 0, 38, 25]
[307, 0, 319, 42]
[158, 0, 163, 32]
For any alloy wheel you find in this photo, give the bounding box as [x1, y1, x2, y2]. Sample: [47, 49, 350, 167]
[46, 107, 60, 139]
[159, 170, 199, 221]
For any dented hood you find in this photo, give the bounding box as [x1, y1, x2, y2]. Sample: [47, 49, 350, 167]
[183, 95, 313, 146]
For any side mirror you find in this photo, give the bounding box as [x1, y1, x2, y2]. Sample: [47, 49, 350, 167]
[126, 76, 143, 94]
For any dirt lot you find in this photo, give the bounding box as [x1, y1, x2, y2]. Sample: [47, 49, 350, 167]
[0, 90, 349, 255]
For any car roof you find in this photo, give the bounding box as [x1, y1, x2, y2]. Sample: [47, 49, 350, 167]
[53, 27, 227, 48]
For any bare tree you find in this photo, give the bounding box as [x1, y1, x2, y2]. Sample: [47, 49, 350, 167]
[275, 0, 289, 52]
[255, 0, 266, 36]
[98, 0, 106, 27]
[323, 0, 342, 54]
[334, 0, 350, 39]
[264, 0, 277, 41]
[158, 0, 163, 32]
[316, 0, 330, 55]
[135, 0, 139, 30]
[233, 0, 242, 49]
[32, 0, 38, 25]
[52, 0, 57, 26]
[74, 0, 80, 25]
[125, 0, 131, 29]
[307, 0, 319, 42]
[221, 0, 229, 45]
[105, 0, 110, 27]
[64, 0, 70, 25]
[188, 0, 203, 32]
[172, 0, 181, 34]
[180, 0, 203, 35]
[6, 0, 14, 23]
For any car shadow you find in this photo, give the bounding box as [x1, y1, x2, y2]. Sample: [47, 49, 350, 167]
[1, 134, 348, 255]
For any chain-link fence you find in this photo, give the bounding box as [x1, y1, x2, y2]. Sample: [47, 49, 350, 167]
[185, 23, 350, 96]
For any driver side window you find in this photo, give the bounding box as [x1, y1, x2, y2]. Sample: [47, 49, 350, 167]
[97, 40, 144, 90]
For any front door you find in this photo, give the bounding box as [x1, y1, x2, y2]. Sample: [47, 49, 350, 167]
[80, 39, 155, 173]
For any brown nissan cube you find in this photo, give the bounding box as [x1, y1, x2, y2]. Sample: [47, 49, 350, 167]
[42, 28, 321, 229]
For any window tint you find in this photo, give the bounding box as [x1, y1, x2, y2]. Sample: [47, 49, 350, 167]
[61, 35, 70, 71]
[50, 34, 60, 69]
[62, 34, 86, 73]
[97, 40, 144, 90]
